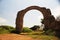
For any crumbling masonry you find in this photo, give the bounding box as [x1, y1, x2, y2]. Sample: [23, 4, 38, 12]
[16, 6, 60, 37]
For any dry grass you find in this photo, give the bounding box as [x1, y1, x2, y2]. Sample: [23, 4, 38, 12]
[28, 35, 59, 40]
[21, 32, 59, 40]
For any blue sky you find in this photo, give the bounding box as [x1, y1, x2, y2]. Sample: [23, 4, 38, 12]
[0, 0, 60, 27]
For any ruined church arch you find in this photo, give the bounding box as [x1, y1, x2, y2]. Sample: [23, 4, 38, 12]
[16, 6, 52, 33]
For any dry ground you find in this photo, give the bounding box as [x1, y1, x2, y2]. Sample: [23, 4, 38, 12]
[0, 34, 34, 40]
[0, 34, 59, 40]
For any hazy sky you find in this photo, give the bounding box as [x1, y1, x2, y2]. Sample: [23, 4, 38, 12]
[0, 0, 60, 27]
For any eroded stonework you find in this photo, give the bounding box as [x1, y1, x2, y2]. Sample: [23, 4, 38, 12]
[16, 6, 52, 33]
[16, 6, 60, 37]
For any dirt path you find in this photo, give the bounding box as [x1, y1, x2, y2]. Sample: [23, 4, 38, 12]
[0, 34, 34, 40]
[0, 34, 59, 40]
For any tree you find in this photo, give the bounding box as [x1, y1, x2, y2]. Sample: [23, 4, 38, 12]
[30, 25, 40, 31]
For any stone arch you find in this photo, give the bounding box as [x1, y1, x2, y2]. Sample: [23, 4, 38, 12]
[16, 6, 52, 33]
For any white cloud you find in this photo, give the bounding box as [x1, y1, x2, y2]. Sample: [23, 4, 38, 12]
[0, 17, 8, 24]
[52, 6, 60, 18]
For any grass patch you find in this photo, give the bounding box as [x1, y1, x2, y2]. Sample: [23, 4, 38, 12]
[27, 34, 59, 40]
[0, 28, 10, 34]
[0, 25, 15, 34]
[21, 31, 59, 40]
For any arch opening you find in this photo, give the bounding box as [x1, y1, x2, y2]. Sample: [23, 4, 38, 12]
[23, 10, 44, 28]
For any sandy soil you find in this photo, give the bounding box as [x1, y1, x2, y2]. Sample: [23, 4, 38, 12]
[0, 34, 59, 40]
[0, 34, 34, 40]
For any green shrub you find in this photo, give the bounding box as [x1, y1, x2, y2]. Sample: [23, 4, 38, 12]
[43, 29, 55, 35]
[22, 27, 33, 33]
[0, 25, 15, 34]
[0, 27, 9, 34]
